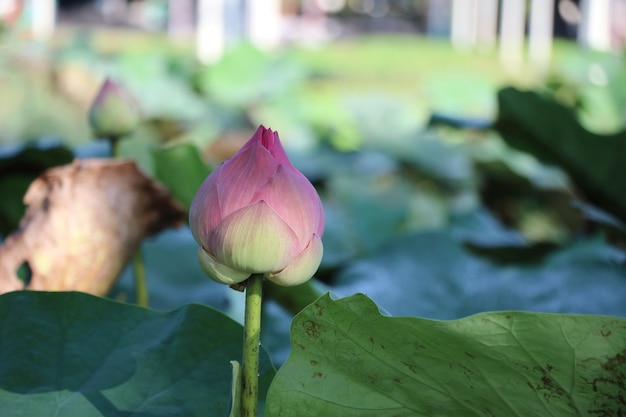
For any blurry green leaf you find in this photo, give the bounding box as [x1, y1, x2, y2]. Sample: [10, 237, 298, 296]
[0, 145, 74, 174]
[424, 71, 498, 118]
[332, 229, 626, 318]
[397, 133, 474, 188]
[468, 134, 570, 191]
[571, 200, 626, 232]
[267, 293, 626, 417]
[495, 87, 626, 223]
[321, 172, 411, 266]
[111, 52, 210, 121]
[112, 227, 228, 310]
[463, 241, 560, 265]
[263, 281, 322, 316]
[0, 58, 92, 145]
[197, 44, 306, 107]
[0, 175, 33, 237]
[0, 291, 275, 417]
[428, 113, 493, 130]
[607, 72, 626, 127]
[117, 126, 158, 175]
[577, 85, 623, 134]
[152, 143, 212, 210]
[548, 52, 625, 132]
[0, 144, 74, 235]
[246, 95, 324, 152]
[345, 94, 425, 150]
[228, 360, 242, 417]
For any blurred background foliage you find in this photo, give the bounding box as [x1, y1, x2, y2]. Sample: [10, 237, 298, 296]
[1, 25, 625, 364]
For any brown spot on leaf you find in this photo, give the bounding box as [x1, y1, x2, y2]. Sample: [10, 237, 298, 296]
[527, 365, 568, 404]
[314, 302, 325, 316]
[0, 159, 184, 295]
[402, 361, 417, 374]
[481, 407, 496, 417]
[588, 349, 626, 413]
[312, 372, 323, 378]
[303, 320, 321, 339]
[413, 342, 425, 350]
[367, 372, 379, 385]
[310, 360, 319, 366]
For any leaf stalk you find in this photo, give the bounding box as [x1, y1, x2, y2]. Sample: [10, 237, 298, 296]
[241, 274, 263, 417]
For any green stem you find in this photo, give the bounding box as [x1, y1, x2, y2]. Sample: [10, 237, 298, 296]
[109, 135, 121, 159]
[109, 134, 148, 308]
[133, 248, 149, 307]
[241, 274, 263, 417]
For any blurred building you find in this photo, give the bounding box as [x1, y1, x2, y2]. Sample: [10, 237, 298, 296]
[2, 0, 624, 64]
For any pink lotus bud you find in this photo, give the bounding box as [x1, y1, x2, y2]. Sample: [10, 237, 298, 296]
[190, 126, 324, 286]
[88, 78, 139, 138]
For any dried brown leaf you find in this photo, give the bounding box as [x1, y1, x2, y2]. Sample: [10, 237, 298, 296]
[0, 158, 185, 295]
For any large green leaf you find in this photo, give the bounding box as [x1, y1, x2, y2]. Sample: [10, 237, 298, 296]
[267, 293, 626, 417]
[0, 291, 275, 416]
[495, 87, 626, 223]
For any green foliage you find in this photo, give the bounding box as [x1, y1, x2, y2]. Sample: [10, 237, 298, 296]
[1, 32, 626, 416]
[0, 54, 93, 145]
[152, 143, 212, 211]
[0, 291, 275, 417]
[331, 229, 626, 319]
[0, 145, 74, 236]
[196, 44, 307, 108]
[496, 87, 626, 224]
[268, 293, 626, 417]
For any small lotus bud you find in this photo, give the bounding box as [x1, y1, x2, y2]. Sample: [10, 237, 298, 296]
[88, 78, 140, 139]
[189, 125, 325, 286]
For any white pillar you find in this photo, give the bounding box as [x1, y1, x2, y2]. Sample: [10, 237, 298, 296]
[475, 0, 499, 50]
[247, 0, 282, 50]
[451, 0, 477, 50]
[578, 0, 612, 50]
[499, 0, 526, 73]
[528, 0, 555, 75]
[31, 0, 56, 41]
[197, 0, 225, 64]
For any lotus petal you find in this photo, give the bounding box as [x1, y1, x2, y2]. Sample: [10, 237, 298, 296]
[208, 201, 299, 273]
[268, 234, 323, 286]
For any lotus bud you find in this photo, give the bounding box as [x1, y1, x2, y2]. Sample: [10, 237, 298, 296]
[190, 125, 324, 287]
[88, 78, 139, 139]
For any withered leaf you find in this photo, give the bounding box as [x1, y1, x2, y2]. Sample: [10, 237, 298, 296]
[0, 158, 185, 295]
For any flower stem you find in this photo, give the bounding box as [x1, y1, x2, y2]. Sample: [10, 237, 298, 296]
[241, 274, 263, 417]
[109, 135, 121, 159]
[133, 249, 148, 307]
[108, 134, 148, 308]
